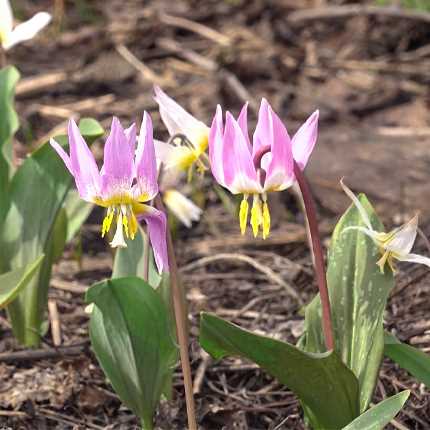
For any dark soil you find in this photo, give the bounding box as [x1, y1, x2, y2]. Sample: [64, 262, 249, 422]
[1, 0, 430, 429]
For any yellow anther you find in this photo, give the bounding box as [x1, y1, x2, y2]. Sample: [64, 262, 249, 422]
[239, 194, 249, 235]
[129, 212, 138, 240]
[122, 214, 129, 238]
[101, 209, 114, 237]
[262, 201, 271, 239]
[250, 195, 263, 238]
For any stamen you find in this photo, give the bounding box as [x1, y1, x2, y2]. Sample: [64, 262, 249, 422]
[239, 194, 249, 235]
[262, 194, 270, 239]
[101, 207, 115, 237]
[376, 250, 389, 274]
[250, 194, 263, 238]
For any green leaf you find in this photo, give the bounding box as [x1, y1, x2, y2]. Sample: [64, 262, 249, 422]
[0, 255, 44, 309]
[0, 66, 20, 220]
[342, 390, 410, 430]
[2, 119, 104, 345]
[200, 312, 359, 430]
[112, 226, 161, 288]
[304, 194, 394, 412]
[86, 277, 178, 430]
[63, 190, 93, 243]
[385, 332, 430, 387]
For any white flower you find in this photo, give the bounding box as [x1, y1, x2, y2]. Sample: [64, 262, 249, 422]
[163, 189, 202, 228]
[341, 179, 430, 273]
[0, 0, 51, 50]
[153, 86, 209, 176]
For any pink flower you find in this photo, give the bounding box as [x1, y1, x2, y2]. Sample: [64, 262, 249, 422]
[209, 99, 318, 238]
[50, 115, 168, 273]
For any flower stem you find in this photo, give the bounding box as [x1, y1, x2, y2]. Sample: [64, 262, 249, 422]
[293, 162, 334, 351]
[0, 46, 6, 68]
[142, 230, 150, 282]
[155, 195, 197, 430]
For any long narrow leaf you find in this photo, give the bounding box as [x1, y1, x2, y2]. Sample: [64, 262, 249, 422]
[385, 332, 430, 387]
[200, 312, 360, 429]
[342, 390, 410, 430]
[0, 66, 20, 224]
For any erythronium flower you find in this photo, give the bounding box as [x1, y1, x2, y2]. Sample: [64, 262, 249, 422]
[0, 0, 51, 50]
[209, 98, 319, 239]
[163, 189, 202, 228]
[50, 115, 168, 273]
[154, 86, 210, 179]
[341, 179, 430, 273]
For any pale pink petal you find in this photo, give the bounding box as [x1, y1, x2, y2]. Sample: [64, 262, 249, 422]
[385, 214, 418, 255]
[4, 12, 51, 50]
[237, 102, 251, 149]
[223, 111, 260, 194]
[263, 103, 294, 192]
[208, 105, 226, 187]
[125, 123, 137, 149]
[135, 112, 158, 200]
[101, 117, 134, 197]
[292, 110, 319, 170]
[49, 138, 72, 174]
[397, 252, 430, 268]
[66, 119, 101, 201]
[252, 98, 274, 162]
[141, 206, 169, 273]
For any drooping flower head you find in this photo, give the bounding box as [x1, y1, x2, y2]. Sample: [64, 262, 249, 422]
[50, 114, 168, 273]
[209, 98, 318, 239]
[341, 179, 430, 273]
[154, 86, 210, 179]
[0, 0, 51, 50]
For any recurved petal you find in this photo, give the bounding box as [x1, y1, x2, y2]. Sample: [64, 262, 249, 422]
[208, 104, 226, 186]
[385, 214, 418, 255]
[67, 119, 101, 201]
[223, 111, 260, 194]
[49, 138, 73, 174]
[135, 112, 158, 200]
[3, 11, 51, 50]
[102, 117, 134, 194]
[140, 206, 169, 273]
[292, 110, 319, 170]
[396, 252, 430, 268]
[263, 103, 294, 192]
[340, 179, 374, 232]
[154, 85, 206, 137]
[343, 225, 380, 242]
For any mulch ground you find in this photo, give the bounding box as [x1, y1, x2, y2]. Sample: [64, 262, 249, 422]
[1, 0, 430, 428]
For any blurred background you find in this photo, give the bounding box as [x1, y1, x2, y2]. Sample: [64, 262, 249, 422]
[2, 0, 430, 428]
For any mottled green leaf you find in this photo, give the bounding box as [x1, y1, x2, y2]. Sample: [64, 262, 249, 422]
[304, 194, 394, 412]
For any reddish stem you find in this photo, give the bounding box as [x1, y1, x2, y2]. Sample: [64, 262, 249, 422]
[294, 162, 334, 351]
[154, 196, 198, 430]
